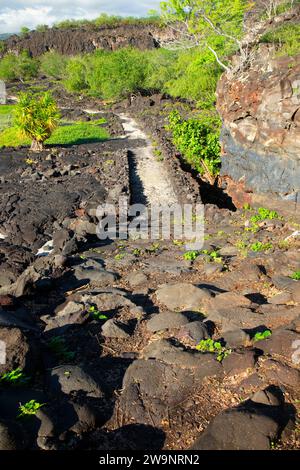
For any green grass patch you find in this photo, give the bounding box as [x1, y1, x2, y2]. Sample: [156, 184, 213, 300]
[0, 119, 108, 148]
[0, 105, 15, 115]
[0, 105, 15, 131]
[260, 23, 300, 57]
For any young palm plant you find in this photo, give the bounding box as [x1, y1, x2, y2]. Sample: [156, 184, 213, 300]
[14, 91, 60, 151]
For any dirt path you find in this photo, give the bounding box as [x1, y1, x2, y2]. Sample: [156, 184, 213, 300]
[118, 113, 178, 206]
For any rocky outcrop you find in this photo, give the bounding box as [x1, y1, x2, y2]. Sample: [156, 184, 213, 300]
[217, 50, 300, 215]
[3, 24, 177, 57]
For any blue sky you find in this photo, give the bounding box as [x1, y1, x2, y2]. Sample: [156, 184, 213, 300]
[0, 1, 162, 33]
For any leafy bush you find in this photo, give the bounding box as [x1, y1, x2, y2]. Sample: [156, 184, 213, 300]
[167, 110, 221, 180]
[0, 52, 39, 81]
[14, 91, 60, 151]
[40, 51, 68, 79]
[64, 57, 89, 92]
[14, 51, 39, 81]
[88, 48, 148, 100]
[36, 24, 49, 33]
[0, 54, 17, 80]
[53, 19, 91, 30]
[20, 26, 30, 37]
[164, 48, 222, 106]
[261, 23, 300, 56]
[53, 14, 161, 30]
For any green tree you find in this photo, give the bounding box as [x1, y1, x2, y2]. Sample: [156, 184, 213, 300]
[20, 26, 30, 37]
[40, 51, 68, 79]
[160, 0, 253, 72]
[14, 92, 60, 151]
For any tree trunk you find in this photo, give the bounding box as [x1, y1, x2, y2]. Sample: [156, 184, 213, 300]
[30, 140, 44, 152]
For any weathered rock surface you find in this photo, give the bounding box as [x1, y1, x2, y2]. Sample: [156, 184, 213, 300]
[3, 24, 178, 57]
[49, 365, 104, 398]
[155, 283, 213, 311]
[217, 50, 300, 213]
[191, 387, 290, 450]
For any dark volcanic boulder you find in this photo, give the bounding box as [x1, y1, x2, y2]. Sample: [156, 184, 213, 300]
[191, 387, 293, 450]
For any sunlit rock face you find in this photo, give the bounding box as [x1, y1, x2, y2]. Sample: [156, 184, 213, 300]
[217, 48, 300, 213]
[3, 24, 178, 57]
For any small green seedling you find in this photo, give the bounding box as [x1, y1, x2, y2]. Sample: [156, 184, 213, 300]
[173, 239, 185, 247]
[146, 243, 160, 253]
[250, 242, 273, 252]
[25, 158, 36, 166]
[183, 250, 200, 262]
[196, 339, 231, 362]
[115, 253, 125, 260]
[201, 249, 223, 264]
[18, 400, 45, 418]
[253, 330, 272, 342]
[250, 207, 279, 224]
[245, 223, 259, 233]
[89, 306, 108, 321]
[196, 339, 222, 353]
[290, 271, 300, 281]
[133, 248, 143, 257]
[0, 368, 29, 386]
[47, 337, 75, 361]
[204, 235, 212, 241]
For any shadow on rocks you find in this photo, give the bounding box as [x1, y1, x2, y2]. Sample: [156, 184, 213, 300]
[81, 424, 166, 451]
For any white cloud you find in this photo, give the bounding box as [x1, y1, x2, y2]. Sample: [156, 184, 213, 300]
[0, 1, 161, 33]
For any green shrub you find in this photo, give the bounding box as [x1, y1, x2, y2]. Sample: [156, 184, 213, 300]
[53, 19, 90, 30]
[64, 57, 88, 92]
[36, 24, 49, 33]
[0, 54, 17, 80]
[0, 51, 39, 81]
[165, 48, 222, 106]
[14, 51, 39, 81]
[40, 51, 68, 79]
[91, 48, 148, 100]
[20, 26, 30, 38]
[167, 110, 221, 179]
[261, 23, 300, 56]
